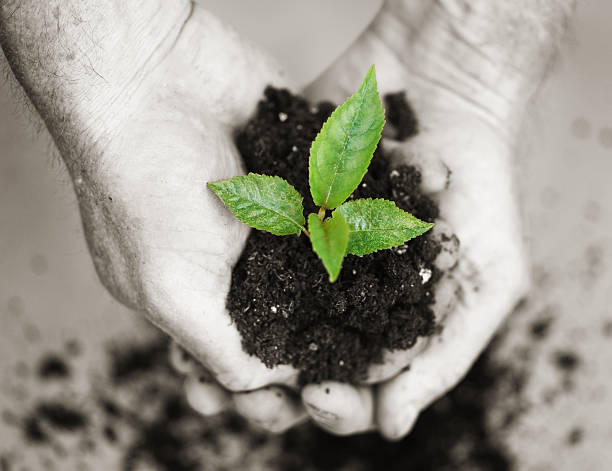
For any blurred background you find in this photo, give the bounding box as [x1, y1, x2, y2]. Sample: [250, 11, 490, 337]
[1, 1, 611, 469]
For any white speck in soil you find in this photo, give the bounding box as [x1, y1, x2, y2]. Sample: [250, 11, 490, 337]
[278, 112, 288, 122]
[270, 306, 278, 314]
[394, 244, 407, 255]
[419, 267, 432, 284]
[291, 145, 298, 152]
[308, 343, 318, 352]
[339, 360, 344, 366]
[390, 169, 400, 178]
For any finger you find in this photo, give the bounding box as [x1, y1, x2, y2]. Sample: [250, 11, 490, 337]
[233, 386, 307, 433]
[431, 275, 460, 324]
[302, 382, 375, 435]
[386, 143, 451, 194]
[376, 257, 529, 440]
[168, 340, 199, 375]
[364, 273, 459, 385]
[363, 338, 428, 385]
[184, 374, 231, 416]
[431, 219, 460, 271]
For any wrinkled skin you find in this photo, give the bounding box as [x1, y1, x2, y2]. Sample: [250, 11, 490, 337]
[168, 0, 545, 438]
[10, 0, 567, 438]
[68, 5, 301, 392]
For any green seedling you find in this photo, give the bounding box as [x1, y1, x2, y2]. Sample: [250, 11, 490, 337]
[208, 66, 433, 282]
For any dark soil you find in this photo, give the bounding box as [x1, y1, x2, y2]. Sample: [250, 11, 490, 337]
[228, 87, 441, 384]
[36, 402, 88, 431]
[38, 353, 70, 379]
[276, 352, 515, 471]
[8, 334, 528, 470]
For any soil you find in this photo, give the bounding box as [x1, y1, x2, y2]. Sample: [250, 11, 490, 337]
[8, 336, 524, 470]
[227, 87, 442, 384]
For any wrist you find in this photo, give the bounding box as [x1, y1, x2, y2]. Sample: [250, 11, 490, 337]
[1, 0, 191, 162]
[374, 0, 575, 137]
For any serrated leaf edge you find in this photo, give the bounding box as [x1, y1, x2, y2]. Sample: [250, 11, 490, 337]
[207, 173, 305, 236]
[308, 65, 385, 210]
[334, 198, 434, 256]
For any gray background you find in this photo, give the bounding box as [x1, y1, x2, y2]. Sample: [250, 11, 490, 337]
[1, 1, 611, 469]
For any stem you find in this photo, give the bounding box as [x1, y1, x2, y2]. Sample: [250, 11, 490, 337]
[318, 207, 326, 221]
[301, 227, 311, 240]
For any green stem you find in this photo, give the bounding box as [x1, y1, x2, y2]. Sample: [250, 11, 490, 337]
[318, 207, 326, 221]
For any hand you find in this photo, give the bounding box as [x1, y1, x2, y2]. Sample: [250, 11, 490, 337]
[2, 0, 567, 436]
[296, 0, 571, 438]
[1, 2, 308, 430]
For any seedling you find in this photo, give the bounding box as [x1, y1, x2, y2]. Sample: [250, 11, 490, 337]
[208, 66, 433, 282]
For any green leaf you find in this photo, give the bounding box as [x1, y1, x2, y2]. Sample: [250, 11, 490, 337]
[208, 173, 305, 236]
[309, 65, 385, 210]
[335, 199, 433, 256]
[308, 212, 349, 282]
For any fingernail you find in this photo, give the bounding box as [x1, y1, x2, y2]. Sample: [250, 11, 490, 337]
[386, 407, 418, 441]
[304, 402, 339, 425]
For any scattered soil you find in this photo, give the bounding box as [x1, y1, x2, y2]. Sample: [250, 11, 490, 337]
[529, 317, 554, 340]
[553, 351, 580, 373]
[228, 87, 441, 384]
[38, 354, 70, 379]
[8, 335, 525, 470]
[384, 91, 418, 140]
[567, 427, 584, 446]
[109, 339, 170, 383]
[36, 402, 87, 431]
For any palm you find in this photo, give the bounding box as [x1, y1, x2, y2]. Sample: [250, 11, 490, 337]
[300, 0, 530, 437]
[89, 1, 529, 435]
[80, 5, 298, 391]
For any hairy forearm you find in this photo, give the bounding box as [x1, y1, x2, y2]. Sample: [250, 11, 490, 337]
[0, 0, 190, 156]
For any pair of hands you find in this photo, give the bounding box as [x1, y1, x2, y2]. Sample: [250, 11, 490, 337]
[62, 1, 545, 438]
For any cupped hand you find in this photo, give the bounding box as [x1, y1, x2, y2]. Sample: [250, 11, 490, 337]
[296, 0, 562, 438]
[85, 1, 560, 437]
[70, 3, 308, 429]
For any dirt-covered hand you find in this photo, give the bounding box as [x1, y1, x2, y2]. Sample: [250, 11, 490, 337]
[70, 5, 304, 393]
[1, 0, 306, 428]
[72, 6, 316, 412]
[300, 0, 572, 438]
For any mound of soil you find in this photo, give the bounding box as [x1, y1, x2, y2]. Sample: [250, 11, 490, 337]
[227, 87, 442, 384]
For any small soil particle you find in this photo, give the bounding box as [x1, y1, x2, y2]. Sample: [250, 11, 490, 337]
[65, 339, 82, 356]
[38, 354, 70, 379]
[530, 317, 553, 340]
[567, 427, 584, 446]
[384, 91, 418, 140]
[23, 416, 47, 443]
[103, 425, 118, 444]
[36, 402, 87, 431]
[228, 87, 442, 384]
[110, 340, 169, 383]
[553, 351, 580, 372]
